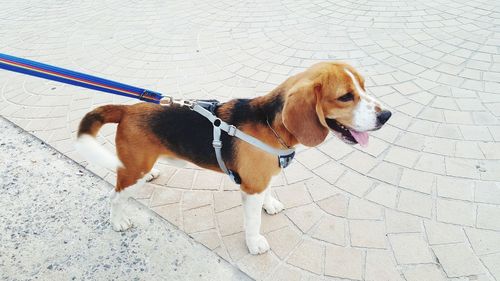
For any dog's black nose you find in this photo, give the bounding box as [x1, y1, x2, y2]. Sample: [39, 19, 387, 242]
[377, 110, 392, 125]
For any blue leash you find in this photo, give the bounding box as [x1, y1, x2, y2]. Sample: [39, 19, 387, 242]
[0, 53, 164, 103]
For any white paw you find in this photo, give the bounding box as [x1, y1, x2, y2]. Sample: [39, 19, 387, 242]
[263, 197, 284, 215]
[246, 235, 270, 255]
[110, 211, 132, 232]
[144, 168, 160, 182]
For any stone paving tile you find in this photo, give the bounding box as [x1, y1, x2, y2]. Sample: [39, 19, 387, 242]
[190, 230, 221, 250]
[168, 169, 195, 189]
[305, 177, 339, 202]
[237, 252, 280, 281]
[336, 170, 374, 197]
[480, 161, 500, 181]
[275, 183, 312, 209]
[149, 186, 182, 207]
[261, 212, 289, 234]
[213, 190, 241, 213]
[324, 245, 364, 280]
[477, 204, 500, 231]
[365, 250, 404, 281]
[341, 151, 378, 174]
[481, 253, 500, 280]
[317, 138, 354, 160]
[282, 162, 314, 185]
[455, 141, 485, 159]
[357, 137, 390, 157]
[365, 183, 398, 208]
[348, 198, 383, 220]
[182, 191, 213, 211]
[317, 194, 349, 218]
[221, 232, 248, 262]
[399, 169, 435, 194]
[349, 220, 387, 249]
[287, 240, 324, 275]
[151, 203, 182, 228]
[266, 227, 301, 259]
[436, 176, 475, 201]
[478, 142, 500, 159]
[397, 190, 433, 218]
[435, 124, 463, 139]
[402, 264, 446, 281]
[465, 228, 500, 256]
[424, 221, 464, 245]
[216, 206, 244, 236]
[312, 161, 346, 185]
[3, 0, 500, 280]
[384, 146, 420, 168]
[368, 161, 401, 185]
[296, 148, 330, 170]
[432, 243, 485, 278]
[423, 137, 456, 157]
[446, 158, 481, 179]
[389, 233, 434, 264]
[385, 210, 423, 233]
[285, 203, 324, 233]
[414, 153, 447, 174]
[311, 216, 346, 246]
[267, 264, 302, 281]
[436, 199, 476, 227]
[183, 205, 215, 234]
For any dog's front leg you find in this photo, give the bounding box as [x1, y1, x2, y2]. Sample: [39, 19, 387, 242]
[241, 189, 270, 255]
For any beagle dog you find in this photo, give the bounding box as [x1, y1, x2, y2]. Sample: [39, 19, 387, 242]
[76, 62, 391, 255]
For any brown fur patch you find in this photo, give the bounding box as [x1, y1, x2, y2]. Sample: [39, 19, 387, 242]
[78, 105, 124, 137]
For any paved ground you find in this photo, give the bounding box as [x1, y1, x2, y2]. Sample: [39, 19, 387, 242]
[0, 117, 250, 281]
[1, 0, 500, 280]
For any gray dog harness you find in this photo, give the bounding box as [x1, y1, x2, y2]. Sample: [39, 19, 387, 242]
[164, 98, 296, 184]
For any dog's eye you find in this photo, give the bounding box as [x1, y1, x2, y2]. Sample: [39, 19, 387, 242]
[338, 92, 354, 102]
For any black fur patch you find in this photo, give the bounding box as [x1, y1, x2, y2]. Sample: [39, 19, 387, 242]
[226, 93, 284, 125]
[148, 94, 284, 179]
[149, 105, 223, 168]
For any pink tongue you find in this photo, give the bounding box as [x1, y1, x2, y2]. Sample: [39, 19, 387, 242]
[349, 130, 369, 147]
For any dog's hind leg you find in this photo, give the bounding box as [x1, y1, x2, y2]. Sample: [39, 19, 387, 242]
[109, 179, 137, 232]
[110, 133, 161, 231]
[144, 168, 160, 182]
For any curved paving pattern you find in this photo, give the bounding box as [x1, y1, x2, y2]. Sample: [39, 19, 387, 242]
[1, 0, 500, 280]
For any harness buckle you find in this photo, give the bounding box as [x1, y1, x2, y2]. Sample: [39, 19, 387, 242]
[278, 151, 295, 168]
[212, 140, 222, 149]
[227, 125, 237, 136]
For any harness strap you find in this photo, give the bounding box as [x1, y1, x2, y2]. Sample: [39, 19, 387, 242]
[212, 124, 240, 184]
[191, 103, 295, 184]
[192, 104, 295, 157]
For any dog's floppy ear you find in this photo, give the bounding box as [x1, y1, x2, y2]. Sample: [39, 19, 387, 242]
[282, 79, 329, 147]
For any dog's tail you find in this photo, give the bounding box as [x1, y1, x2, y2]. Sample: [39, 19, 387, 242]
[75, 105, 124, 170]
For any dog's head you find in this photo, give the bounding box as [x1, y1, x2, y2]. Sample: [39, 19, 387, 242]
[282, 62, 391, 147]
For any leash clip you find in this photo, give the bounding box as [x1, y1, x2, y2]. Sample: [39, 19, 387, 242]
[159, 96, 174, 106]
